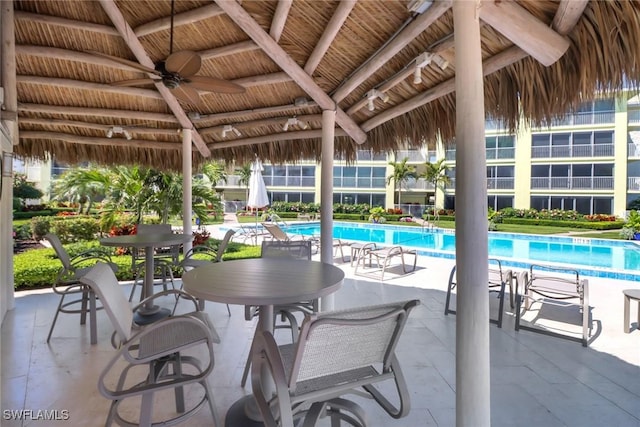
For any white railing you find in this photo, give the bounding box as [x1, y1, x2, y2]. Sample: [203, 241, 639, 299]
[396, 150, 427, 163]
[531, 143, 614, 158]
[628, 177, 640, 191]
[628, 109, 640, 124]
[393, 204, 434, 217]
[405, 178, 435, 190]
[333, 177, 386, 188]
[486, 147, 515, 160]
[531, 176, 614, 189]
[550, 111, 615, 126]
[628, 144, 640, 158]
[487, 177, 514, 190]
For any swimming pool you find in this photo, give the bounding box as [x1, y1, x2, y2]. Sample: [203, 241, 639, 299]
[283, 221, 640, 280]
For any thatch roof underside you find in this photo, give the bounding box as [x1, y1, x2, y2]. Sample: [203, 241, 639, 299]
[3, 0, 640, 170]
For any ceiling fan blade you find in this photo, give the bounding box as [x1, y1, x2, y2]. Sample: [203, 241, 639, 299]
[186, 76, 246, 94]
[165, 51, 201, 77]
[111, 78, 159, 87]
[87, 51, 160, 75]
[171, 84, 202, 106]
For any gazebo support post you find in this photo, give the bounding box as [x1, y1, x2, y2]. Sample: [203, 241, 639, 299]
[453, 1, 490, 426]
[320, 109, 336, 311]
[182, 128, 193, 256]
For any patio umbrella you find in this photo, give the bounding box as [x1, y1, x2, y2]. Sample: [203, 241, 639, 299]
[247, 159, 270, 230]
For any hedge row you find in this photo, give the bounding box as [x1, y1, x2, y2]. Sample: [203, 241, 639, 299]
[501, 217, 625, 230]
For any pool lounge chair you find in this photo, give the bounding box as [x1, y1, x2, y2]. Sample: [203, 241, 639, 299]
[515, 264, 590, 346]
[354, 243, 418, 281]
[444, 258, 515, 328]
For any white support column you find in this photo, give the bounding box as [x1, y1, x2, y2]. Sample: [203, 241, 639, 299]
[320, 109, 336, 311]
[182, 129, 193, 256]
[1, 0, 17, 321]
[453, 1, 490, 426]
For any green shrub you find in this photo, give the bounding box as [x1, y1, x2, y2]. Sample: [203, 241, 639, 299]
[501, 217, 624, 230]
[51, 217, 101, 242]
[332, 213, 362, 220]
[30, 216, 54, 240]
[13, 210, 55, 219]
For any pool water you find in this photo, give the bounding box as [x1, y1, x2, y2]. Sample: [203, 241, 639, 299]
[284, 221, 640, 280]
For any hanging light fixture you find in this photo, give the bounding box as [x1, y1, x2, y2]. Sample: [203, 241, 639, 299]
[105, 126, 132, 140]
[282, 117, 309, 131]
[366, 89, 390, 112]
[222, 125, 241, 138]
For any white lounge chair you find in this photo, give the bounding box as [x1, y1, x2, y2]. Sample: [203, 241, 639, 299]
[354, 243, 418, 281]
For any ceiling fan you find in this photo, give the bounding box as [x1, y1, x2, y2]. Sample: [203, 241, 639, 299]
[91, 0, 245, 105]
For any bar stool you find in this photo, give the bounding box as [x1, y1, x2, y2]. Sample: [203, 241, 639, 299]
[623, 289, 640, 333]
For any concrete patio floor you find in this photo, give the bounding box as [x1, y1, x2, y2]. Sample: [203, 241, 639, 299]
[2, 227, 640, 426]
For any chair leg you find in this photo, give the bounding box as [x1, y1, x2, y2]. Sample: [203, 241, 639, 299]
[496, 282, 506, 329]
[139, 392, 154, 427]
[226, 304, 231, 316]
[46, 295, 65, 343]
[90, 290, 98, 344]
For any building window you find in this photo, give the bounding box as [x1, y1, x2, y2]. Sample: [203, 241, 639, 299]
[529, 195, 612, 214]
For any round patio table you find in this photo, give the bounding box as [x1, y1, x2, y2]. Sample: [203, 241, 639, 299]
[100, 233, 193, 323]
[182, 258, 345, 427]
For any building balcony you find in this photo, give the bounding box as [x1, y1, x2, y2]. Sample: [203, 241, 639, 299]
[395, 150, 433, 163]
[405, 178, 435, 191]
[549, 111, 615, 126]
[531, 143, 614, 159]
[445, 148, 515, 161]
[487, 177, 515, 190]
[628, 109, 640, 125]
[531, 176, 614, 190]
[333, 177, 386, 189]
[628, 177, 640, 191]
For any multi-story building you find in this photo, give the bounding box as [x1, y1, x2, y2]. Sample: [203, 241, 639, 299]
[18, 93, 640, 218]
[222, 93, 639, 217]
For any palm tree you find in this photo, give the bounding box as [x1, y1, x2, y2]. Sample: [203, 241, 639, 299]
[386, 157, 417, 207]
[236, 163, 252, 204]
[52, 167, 109, 214]
[201, 161, 227, 190]
[420, 158, 451, 209]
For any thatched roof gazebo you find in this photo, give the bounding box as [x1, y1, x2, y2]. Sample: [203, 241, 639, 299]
[2, 1, 638, 169]
[1, 1, 639, 426]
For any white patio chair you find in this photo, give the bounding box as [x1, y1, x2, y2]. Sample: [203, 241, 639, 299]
[444, 258, 515, 328]
[179, 229, 235, 315]
[80, 262, 220, 427]
[251, 299, 420, 427]
[515, 264, 590, 346]
[354, 244, 418, 281]
[44, 233, 118, 344]
[240, 240, 314, 387]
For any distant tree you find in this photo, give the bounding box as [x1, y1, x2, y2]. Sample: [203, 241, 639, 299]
[387, 157, 417, 206]
[236, 163, 252, 203]
[420, 158, 451, 209]
[52, 167, 109, 214]
[13, 173, 43, 207]
[201, 161, 227, 190]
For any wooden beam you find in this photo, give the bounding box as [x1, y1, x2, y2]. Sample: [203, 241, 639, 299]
[362, 46, 528, 132]
[332, 0, 452, 103]
[19, 103, 179, 123]
[304, 0, 356, 75]
[199, 40, 260, 60]
[189, 101, 318, 123]
[98, 0, 210, 156]
[215, 0, 367, 144]
[553, 0, 589, 35]
[16, 75, 163, 99]
[134, 4, 224, 38]
[231, 72, 292, 88]
[346, 35, 456, 115]
[0, 111, 18, 122]
[199, 114, 322, 137]
[2, 1, 19, 145]
[20, 131, 179, 150]
[270, 0, 293, 42]
[479, 0, 570, 67]
[16, 45, 152, 73]
[20, 118, 180, 135]
[208, 128, 348, 150]
[14, 11, 119, 36]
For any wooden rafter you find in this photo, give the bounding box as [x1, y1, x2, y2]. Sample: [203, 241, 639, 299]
[553, 0, 589, 34]
[199, 40, 260, 60]
[189, 101, 318, 124]
[14, 11, 119, 35]
[270, 0, 293, 42]
[98, 0, 210, 156]
[134, 4, 224, 38]
[16, 75, 163, 99]
[215, 0, 367, 144]
[208, 128, 348, 150]
[346, 36, 456, 115]
[479, 0, 570, 66]
[304, 0, 356, 75]
[331, 0, 452, 103]
[19, 103, 179, 123]
[20, 131, 179, 150]
[20, 118, 180, 135]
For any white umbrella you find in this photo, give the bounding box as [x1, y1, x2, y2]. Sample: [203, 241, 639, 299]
[247, 159, 269, 234]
